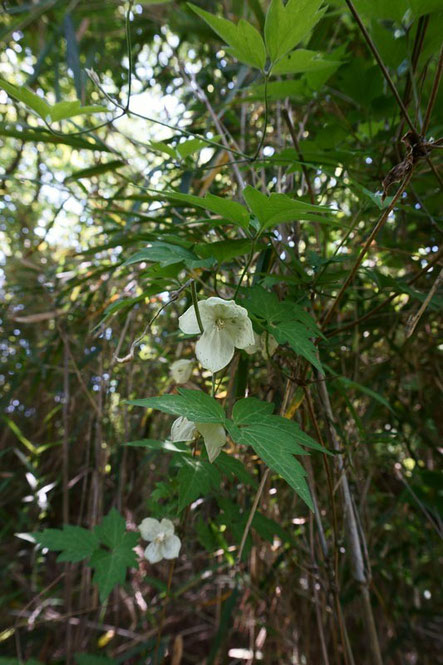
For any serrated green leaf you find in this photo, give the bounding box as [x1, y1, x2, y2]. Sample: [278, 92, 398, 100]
[271, 320, 322, 371]
[90, 509, 138, 601]
[124, 242, 197, 267]
[189, 4, 266, 70]
[0, 77, 50, 118]
[34, 525, 99, 562]
[64, 160, 124, 183]
[176, 137, 208, 159]
[177, 457, 220, 511]
[128, 388, 226, 424]
[232, 397, 275, 425]
[271, 49, 341, 75]
[161, 190, 250, 228]
[195, 238, 253, 263]
[243, 186, 334, 229]
[215, 452, 258, 487]
[264, 0, 326, 64]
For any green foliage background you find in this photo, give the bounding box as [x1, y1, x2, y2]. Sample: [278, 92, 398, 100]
[0, 0, 442, 663]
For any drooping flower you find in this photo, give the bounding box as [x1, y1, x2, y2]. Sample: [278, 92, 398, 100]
[170, 358, 193, 384]
[178, 297, 255, 373]
[139, 517, 181, 564]
[244, 331, 278, 359]
[170, 416, 227, 463]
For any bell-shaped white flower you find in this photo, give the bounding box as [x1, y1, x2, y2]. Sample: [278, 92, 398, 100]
[244, 331, 261, 355]
[244, 331, 278, 359]
[170, 358, 193, 384]
[170, 416, 197, 442]
[169, 416, 226, 462]
[178, 297, 255, 373]
[260, 332, 278, 358]
[139, 517, 181, 564]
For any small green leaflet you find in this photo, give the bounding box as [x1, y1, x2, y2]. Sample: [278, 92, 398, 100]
[189, 4, 266, 70]
[264, 0, 326, 66]
[242, 186, 334, 229]
[0, 78, 107, 123]
[33, 509, 137, 601]
[177, 457, 220, 512]
[195, 238, 254, 263]
[128, 388, 226, 424]
[161, 190, 250, 229]
[34, 525, 99, 562]
[90, 509, 138, 601]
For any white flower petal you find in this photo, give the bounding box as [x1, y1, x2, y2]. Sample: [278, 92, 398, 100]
[162, 534, 181, 559]
[196, 422, 226, 463]
[170, 416, 197, 442]
[159, 518, 175, 537]
[144, 541, 163, 564]
[261, 332, 278, 358]
[226, 314, 255, 350]
[244, 332, 261, 355]
[196, 326, 235, 373]
[178, 305, 201, 334]
[170, 358, 193, 383]
[139, 517, 162, 542]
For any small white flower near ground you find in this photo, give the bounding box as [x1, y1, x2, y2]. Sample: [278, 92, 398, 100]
[178, 296, 255, 373]
[139, 517, 181, 564]
[170, 416, 227, 463]
[170, 358, 193, 384]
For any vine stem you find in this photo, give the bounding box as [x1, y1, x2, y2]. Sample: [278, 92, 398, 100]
[191, 280, 204, 334]
[321, 171, 413, 329]
[344, 0, 416, 134]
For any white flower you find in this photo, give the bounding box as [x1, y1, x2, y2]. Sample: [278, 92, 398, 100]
[244, 331, 261, 355]
[178, 297, 255, 373]
[244, 331, 278, 359]
[139, 517, 181, 564]
[170, 415, 197, 442]
[170, 358, 193, 384]
[170, 416, 227, 463]
[260, 332, 278, 358]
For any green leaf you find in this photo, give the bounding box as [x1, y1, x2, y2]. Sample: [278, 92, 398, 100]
[195, 238, 253, 263]
[248, 434, 313, 510]
[34, 525, 99, 562]
[242, 186, 334, 229]
[124, 242, 197, 267]
[177, 457, 220, 512]
[161, 190, 250, 228]
[215, 452, 258, 487]
[128, 388, 226, 424]
[336, 377, 394, 413]
[90, 509, 138, 601]
[264, 0, 326, 65]
[271, 320, 323, 371]
[64, 160, 124, 183]
[189, 4, 266, 70]
[125, 439, 190, 453]
[0, 78, 107, 122]
[232, 397, 275, 425]
[176, 137, 208, 159]
[0, 77, 50, 118]
[0, 122, 112, 151]
[271, 49, 341, 75]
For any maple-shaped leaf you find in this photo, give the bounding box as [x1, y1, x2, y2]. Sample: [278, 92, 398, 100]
[90, 509, 138, 601]
[34, 525, 99, 562]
